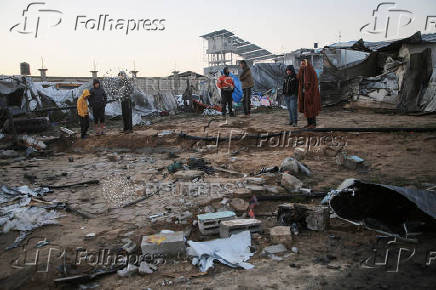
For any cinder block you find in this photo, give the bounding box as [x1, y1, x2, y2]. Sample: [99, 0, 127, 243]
[197, 211, 236, 235]
[270, 226, 292, 248]
[305, 207, 329, 231]
[141, 231, 185, 257]
[219, 219, 262, 238]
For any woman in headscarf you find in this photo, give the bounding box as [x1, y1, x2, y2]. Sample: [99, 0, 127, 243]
[297, 59, 321, 128]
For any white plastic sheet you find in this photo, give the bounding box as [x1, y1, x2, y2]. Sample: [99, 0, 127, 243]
[187, 230, 254, 272]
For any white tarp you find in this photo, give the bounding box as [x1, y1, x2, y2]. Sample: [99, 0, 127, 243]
[187, 230, 254, 272]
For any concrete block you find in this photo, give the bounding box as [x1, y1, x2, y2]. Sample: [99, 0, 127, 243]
[270, 226, 292, 248]
[306, 207, 330, 231]
[244, 184, 266, 194]
[141, 231, 185, 257]
[244, 177, 265, 185]
[219, 219, 262, 238]
[197, 211, 236, 235]
[233, 188, 252, 198]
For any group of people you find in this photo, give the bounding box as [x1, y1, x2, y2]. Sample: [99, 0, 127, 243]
[217, 59, 321, 128]
[76, 72, 134, 139]
[216, 60, 254, 117]
[283, 59, 321, 128]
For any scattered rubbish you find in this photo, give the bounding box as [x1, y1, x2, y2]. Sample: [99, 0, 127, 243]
[158, 130, 173, 137]
[281, 173, 303, 191]
[187, 230, 254, 272]
[219, 218, 262, 238]
[122, 238, 136, 254]
[322, 179, 436, 237]
[262, 244, 288, 256]
[277, 203, 329, 231]
[291, 247, 299, 254]
[1, 185, 61, 248]
[60, 127, 75, 136]
[256, 166, 279, 175]
[141, 231, 186, 257]
[280, 157, 312, 176]
[36, 239, 49, 248]
[117, 264, 138, 278]
[197, 211, 236, 235]
[174, 170, 204, 180]
[336, 153, 365, 169]
[187, 157, 215, 174]
[202, 108, 222, 116]
[19, 135, 47, 150]
[54, 268, 120, 285]
[85, 233, 96, 240]
[167, 161, 183, 173]
[139, 262, 157, 275]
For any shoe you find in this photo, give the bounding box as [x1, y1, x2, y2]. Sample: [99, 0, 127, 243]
[292, 123, 298, 127]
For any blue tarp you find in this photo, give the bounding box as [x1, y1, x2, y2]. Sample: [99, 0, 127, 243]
[230, 73, 243, 103]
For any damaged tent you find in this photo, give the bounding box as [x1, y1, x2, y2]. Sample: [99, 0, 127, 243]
[323, 179, 436, 238]
[324, 32, 436, 112]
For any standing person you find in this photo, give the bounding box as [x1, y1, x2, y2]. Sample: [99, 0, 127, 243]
[118, 71, 134, 133]
[182, 79, 194, 112]
[216, 67, 235, 117]
[239, 60, 254, 116]
[297, 59, 321, 128]
[89, 79, 107, 135]
[77, 89, 90, 139]
[282, 65, 299, 126]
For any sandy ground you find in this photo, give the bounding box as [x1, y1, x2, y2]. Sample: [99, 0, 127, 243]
[0, 107, 436, 289]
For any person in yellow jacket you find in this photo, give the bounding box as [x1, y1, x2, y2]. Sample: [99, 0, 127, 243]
[77, 89, 90, 139]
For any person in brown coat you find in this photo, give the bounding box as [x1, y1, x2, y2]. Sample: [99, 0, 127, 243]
[297, 59, 321, 128]
[239, 60, 255, 116]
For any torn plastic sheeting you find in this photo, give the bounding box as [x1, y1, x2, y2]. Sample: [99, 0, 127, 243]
[323, 179, 436, 236]
[187, 230, 254, 272]
[2, 206, 62, 233]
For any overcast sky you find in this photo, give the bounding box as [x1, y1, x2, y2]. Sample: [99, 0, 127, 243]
[1, 0, 435, 77]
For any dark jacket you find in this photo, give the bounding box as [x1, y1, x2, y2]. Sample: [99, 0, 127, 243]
[283, 74, 298, 96]
[118, 78, 134, 101]
[239, 67, 254, 89]
[89, 80, 107, 108]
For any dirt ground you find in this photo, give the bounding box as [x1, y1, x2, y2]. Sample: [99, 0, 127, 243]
[1, 107, 436, 289]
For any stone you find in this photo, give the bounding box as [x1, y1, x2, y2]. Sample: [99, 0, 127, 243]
[122, 238, 136, 254]
[281, 157, 311, 176]
[230, 198, 249, 212]
[293, 147, 306, 160]
[262, 244, 287, 255]
[277, 203, 329, 231]
[323, 146, 340, 157]
[281, 173, 303, 191]
[291, 247, 299, 254]
[138, 262, 154, 275]
[244, 177, 265, 185]
[233, 188, 252, 198]
[270, 226, 292, 248]
[336, 153, 364, 169]
[141, 231, 185, 257]
[174, 170, 204, 180]
[197, 211, 236, 235]
[244, 184, 266, 194]
[219, 219, 262, 238]
[117, 264, 138, 277]
[107, 154, 121, 162]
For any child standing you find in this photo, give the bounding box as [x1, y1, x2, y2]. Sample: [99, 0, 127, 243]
[77, 89, 90, 139]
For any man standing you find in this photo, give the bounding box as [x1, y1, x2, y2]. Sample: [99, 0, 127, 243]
[297, 59, 321, 128]
[239, 60, 254, 116]
[118, 71, 134, 133]
[89, 79, 107, 135]
[216, 67, 235, 117]
[282, 65, 299, 126]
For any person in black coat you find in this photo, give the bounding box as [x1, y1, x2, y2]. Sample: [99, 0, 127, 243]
[89, 79, 107, 135]
[282, 65, 299, 126]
